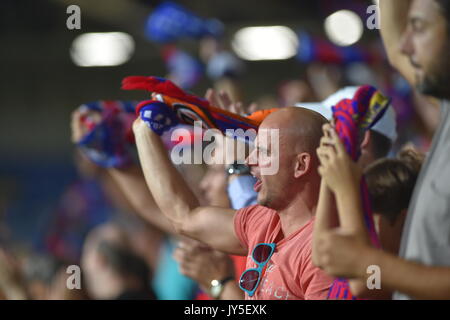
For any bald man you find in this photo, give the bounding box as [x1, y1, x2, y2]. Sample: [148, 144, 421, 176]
[132, 107, 333, 300]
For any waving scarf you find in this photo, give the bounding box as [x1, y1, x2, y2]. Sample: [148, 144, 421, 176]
[77, 100, 137, 168]
[122, 76, 273, 134]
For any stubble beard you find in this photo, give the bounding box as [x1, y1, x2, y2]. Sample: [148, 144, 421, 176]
[417, 41, 450, 100]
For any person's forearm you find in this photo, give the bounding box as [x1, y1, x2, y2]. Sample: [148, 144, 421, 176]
[379, 0, 411, 45]
[313, 181, 338, 266]
[358, 247, 450, 300]
[334, 181, 370, 244]
[109, 166, 175, 234]
[379, 0, 414, 83]
[134, 126, 200, 231]
[348, 278, 392, 300]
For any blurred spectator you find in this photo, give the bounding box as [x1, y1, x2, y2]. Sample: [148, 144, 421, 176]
[278, 80, 316, 107]
[366, 146, 425, 255]
[200, 164, 230, 208]
[199, 36, 245, 81]
[44, 150, 121, 262]
[81, 223, 156, 300]
[306, 63, 343, 101]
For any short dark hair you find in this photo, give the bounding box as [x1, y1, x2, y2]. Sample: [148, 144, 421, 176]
[365, 147, 424, 223]
[98, 241, 150, 284]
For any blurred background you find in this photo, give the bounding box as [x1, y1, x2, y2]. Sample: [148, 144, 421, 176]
[0, 0, 440, 299]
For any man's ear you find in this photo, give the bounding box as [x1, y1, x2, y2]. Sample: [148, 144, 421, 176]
[360, 131, 371, 150]
[294, 152, 311, 178]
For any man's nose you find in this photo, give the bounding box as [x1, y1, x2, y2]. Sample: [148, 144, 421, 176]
[399, 28, 414, 57]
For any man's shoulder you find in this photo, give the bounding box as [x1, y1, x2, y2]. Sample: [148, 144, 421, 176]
[235, 204, 277, 231]
[234, 205, 278, 249]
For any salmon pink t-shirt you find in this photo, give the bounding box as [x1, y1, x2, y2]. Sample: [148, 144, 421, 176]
[234, 205, 333, 300]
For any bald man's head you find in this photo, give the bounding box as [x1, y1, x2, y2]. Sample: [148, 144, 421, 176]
[261, 107, 328, 155]
[247, 107, 328, 210]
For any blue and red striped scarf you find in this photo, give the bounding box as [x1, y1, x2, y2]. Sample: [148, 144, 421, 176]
[77, 100, 137, 168]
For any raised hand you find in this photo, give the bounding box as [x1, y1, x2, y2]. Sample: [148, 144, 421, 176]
[71, 101, 136, 169]
[315, 229, 370, 279]
[204, 88, 258, 116]
[173, 239, 235, 295]
[135, 100, 179, 136]
[316, 124, 362, 195]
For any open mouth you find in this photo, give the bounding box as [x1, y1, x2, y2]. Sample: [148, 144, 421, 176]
[253, 179, 262, 192]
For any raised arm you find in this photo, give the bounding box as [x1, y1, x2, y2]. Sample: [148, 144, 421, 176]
[379, 0, 415, 85]
[316, 125, 387, 298]
[317, 232, 450, 300]
[316, 125, 369, 240]
[71, 108, 176, 235]
[108, 165, 175, 234]
[365, 249, 450, 300]
[132, 116, 246, 256]
[312, 179, 339, 267]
